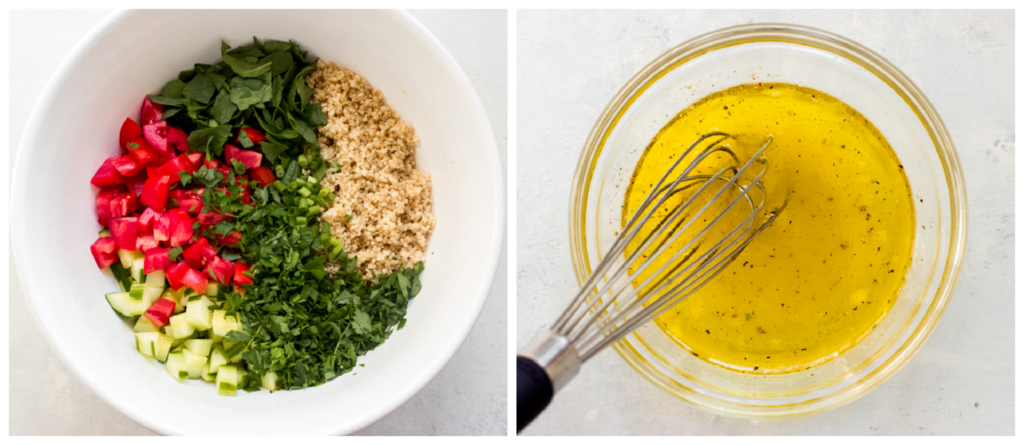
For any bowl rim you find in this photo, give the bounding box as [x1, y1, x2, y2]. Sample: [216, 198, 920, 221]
[567, 22, 967, 418]
[11, 9, 505, 435]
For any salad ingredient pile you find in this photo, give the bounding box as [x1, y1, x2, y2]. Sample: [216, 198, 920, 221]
[89, 38, 426, 396]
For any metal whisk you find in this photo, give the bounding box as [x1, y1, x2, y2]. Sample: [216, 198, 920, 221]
[517, 132, 782, 432]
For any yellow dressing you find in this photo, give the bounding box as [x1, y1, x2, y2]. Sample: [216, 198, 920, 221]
[622, 83, 914, 373]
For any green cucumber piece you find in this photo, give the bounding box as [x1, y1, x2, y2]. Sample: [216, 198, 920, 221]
[129, 283, 146, 301]
[216, 365, 238, 396]
[133, 315, 160, 333]
[168, 313, 196, 340]
[165, 352, 189, 381]
[208, 345, 228, 375]
[184, 339, 213, 357]
[130, 257, 146, 283]
[182, 349, 208, 379]
[223, 341, 246, 363]
[98, 229, 111, 237]
[205, 283, 219, 297]
[145, 270, 166, 288]
[201, 363, 216, 382]
[118, 249, 139, 269]
[211, 310, 241, 337]
[261, 371, 279, 392]
[110, 263, 133, 292]
[186, 296, 214, 330]
[105, 292, 135, 317]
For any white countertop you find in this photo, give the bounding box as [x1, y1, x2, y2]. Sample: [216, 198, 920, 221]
[8, 9, 508, 436]
[516, 9, 1013, 435]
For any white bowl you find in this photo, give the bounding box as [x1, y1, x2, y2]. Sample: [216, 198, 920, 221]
[11, 9, 503, 435]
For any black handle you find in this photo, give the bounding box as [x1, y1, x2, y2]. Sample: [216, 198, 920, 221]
[516, 355, 554, 433]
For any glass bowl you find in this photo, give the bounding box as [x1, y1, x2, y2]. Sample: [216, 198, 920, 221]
[568, 23, 967, 418]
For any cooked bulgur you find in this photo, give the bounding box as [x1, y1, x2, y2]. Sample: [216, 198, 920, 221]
[308, 60, 435, 279]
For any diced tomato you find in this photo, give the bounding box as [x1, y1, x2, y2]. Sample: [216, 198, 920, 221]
[91, 158, 126, 187]
[143, 121, 170, 154]
[143, 246, 173, 273]
[237, 127, 266, 146]
[206, 256, 236, 285]
[124, 174, 146, 199]
[110, 154, 144, 177]
[153, 153, 198, 183]
[170, 189, 204, 215]
[215, 230, 242, 247]
[108, 217, 139, 250]
[141, 97, 163, 125]
[167, 126, 189, 152]
[95, 186, 123, 223]
[144, 297, 176, 327]
[233, 262, 254, 289]
[224, 144, 263, 170]
[140, 175, 171, 212]
[136, 234, 160, 252]
[108, 191, 138, 219]
[166, 209, 195, 247]
[90, 236, 119, 269]
[126, 137, 160, 165]
[165, 262, 190, 291]
[197, 210, 229, 226]
[182, 267, 208, 294]
[137, 207, 160, 236]
[182, 237, 216, 269]
[250, 166, 276, 187]
[119, 117, 143, 154]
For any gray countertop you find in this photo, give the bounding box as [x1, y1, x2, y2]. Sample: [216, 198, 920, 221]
[516, 9, 1013, 435]
[9, 9, 508, 436]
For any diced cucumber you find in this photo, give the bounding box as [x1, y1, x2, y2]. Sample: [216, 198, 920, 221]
[129, 283, 146, 300]
[143, 286, 163, 305]
[211, 333, 224, 344]
[186, 296, 214, 330]
[133, 315, 160, 333]
[205, 283, 219, 297]
[182, 349, 208, 379]
[238, 368, 250, 388]
[145, 270, 166, 288]
[216, 365, 238, 396]
[99, 229, 111, 237]
[135, 331, 173, 362]
[118, 249, 140, 269]
[161, 288, 187, 313]
[261, 371, 279, 392]
[105, 292, 135, 317]
[208, 345, 228, 375]
[184, 339, 213, 357]
[131, 257, 146, 282]
[165, 352, 189, 382]
[168, 313, 196, 339]
[211, 310, 241, 337]
[201, 363, 216, 382]
[110, 262, 133, 291]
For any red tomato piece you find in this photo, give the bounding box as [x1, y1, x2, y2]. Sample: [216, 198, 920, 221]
[165, 262, 189, 291]
[137, 207, 160, 236]
[126, 137, 161, 165]
[136, 234, 160, 252]
[91, 158, 126, 187]
[250, 166, 276, 187]
[90, 236, 119, 269]
[153, 153, 198, 184]
[197, 210, 229, 226]
[215, 230, 242, 247]
[233, 262, 254, 288]
[141, 97, 163, 125]
[143, 121, 170, 154]
[206, 256, 236, 285]
[95, 186, 123, 223]
[166, 209, 195, 247]
[108, 191, 138, 219]
[182, 267, 208, 294]
[237, 127, 266, 146]
[119, 117, 144, 154]
[110, 154, 144, 177]
[123, 174, 146, 199]
[224, 144, 263, 170]
[170, 189, 204, 215]
[108, 217, 139, 250]
[144, 297, 176, 327]
[182, 237, 216, 269]
[143, 246, 173, 273]
[140, 175, 171, 212]
[167, 126, 189, 152]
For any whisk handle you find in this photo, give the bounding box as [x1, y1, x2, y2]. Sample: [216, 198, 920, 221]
[516, 356, 554, 433]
